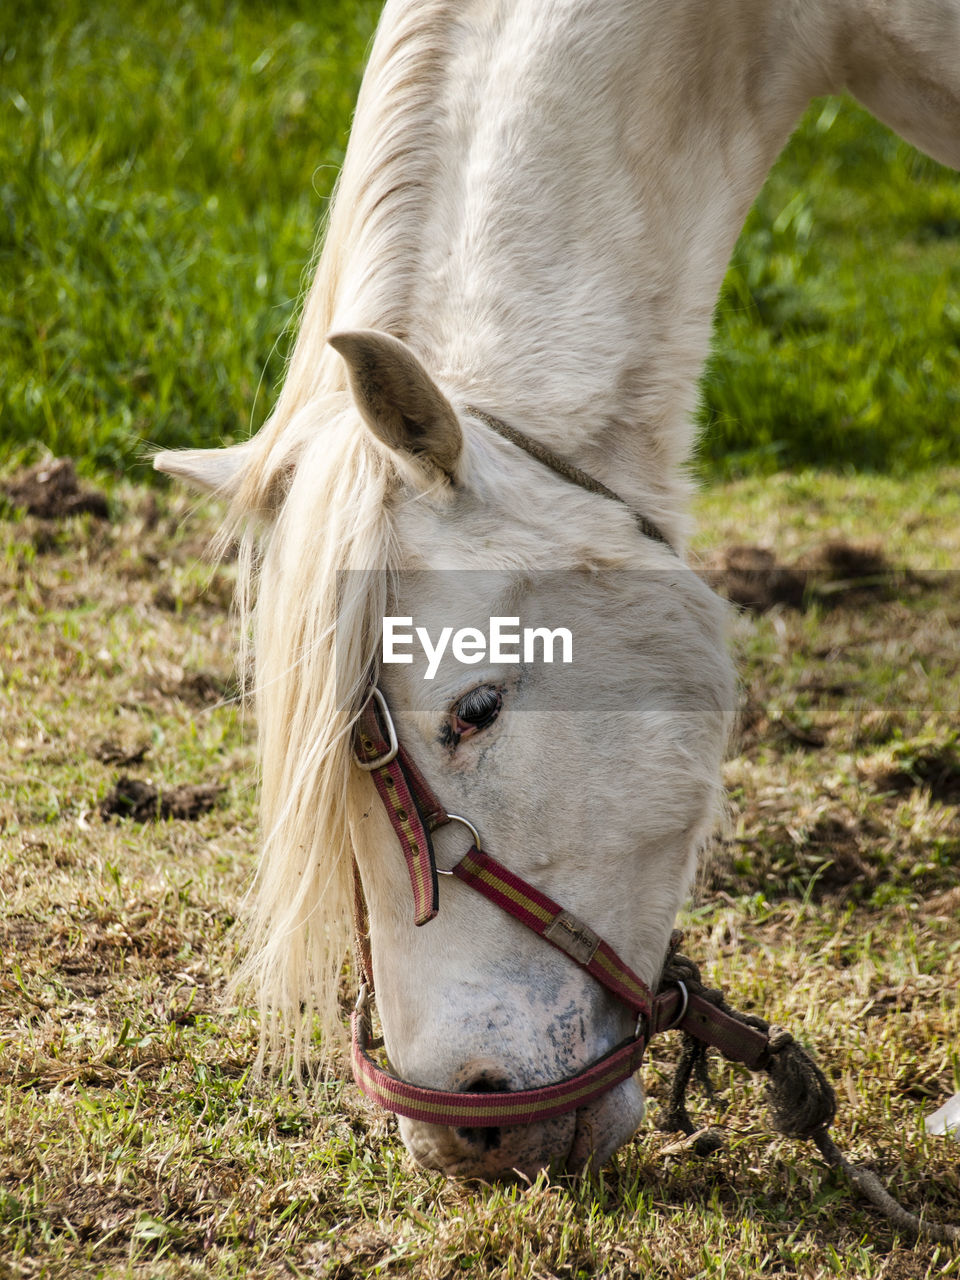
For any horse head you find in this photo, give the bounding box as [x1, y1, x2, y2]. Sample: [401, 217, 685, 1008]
[158, 329, 736, 1178]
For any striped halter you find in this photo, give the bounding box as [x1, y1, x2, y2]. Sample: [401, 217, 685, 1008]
[350, 687, 775, 1130]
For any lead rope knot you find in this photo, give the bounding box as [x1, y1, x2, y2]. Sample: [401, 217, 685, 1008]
[766, 1026, 793, 1053]
[656, 946, 958, 1243]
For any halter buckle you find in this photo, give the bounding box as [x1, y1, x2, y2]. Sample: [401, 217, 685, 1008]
[353, 687, 399, 770]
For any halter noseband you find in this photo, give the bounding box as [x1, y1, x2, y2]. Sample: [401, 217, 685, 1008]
[350, 687, 775, 1130]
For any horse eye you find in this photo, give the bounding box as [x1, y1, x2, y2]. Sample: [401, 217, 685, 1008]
[453, 684, 502, 731]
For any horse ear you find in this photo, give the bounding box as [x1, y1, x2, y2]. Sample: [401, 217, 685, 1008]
[328, 329, 462, 482]
[153, 442, 251, 496]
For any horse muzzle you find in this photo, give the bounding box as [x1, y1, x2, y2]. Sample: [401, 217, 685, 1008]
[396, 1064, 647, 1180]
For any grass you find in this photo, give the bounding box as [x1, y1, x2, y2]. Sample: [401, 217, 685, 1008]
[2, 3, 959, 476]
[3, 2, 960, 1275]
[698, 98, 960, 476]
[1, 0, 380, 474]
[1, 471, 959, 1277]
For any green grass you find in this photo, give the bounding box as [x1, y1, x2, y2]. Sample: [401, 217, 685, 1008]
[1, 0, 381, 474]
[2, 3, 959, 477]
[699, 99, 960, 476]
[1, 475, 959, 1278]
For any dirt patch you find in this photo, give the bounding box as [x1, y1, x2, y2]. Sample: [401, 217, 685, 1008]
[0, 916, 50, 950]
[165, 670, 236, 707]
[2, 458, 109, 521]
[55, 959, 112, 999]
[702, 539, 901, 612]
[703, 816, 878, 903]
[800, 816, 877, 897]
[92, 740, 150, 767]
[873, 745, 960, 804]
[99, 777, 225, 822]
[701, 545, 806, 611]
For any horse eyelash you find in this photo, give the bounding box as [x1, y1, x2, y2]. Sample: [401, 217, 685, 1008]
[456, 685, 501, 725]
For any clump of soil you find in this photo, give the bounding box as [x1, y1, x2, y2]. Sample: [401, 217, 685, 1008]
[168, 671, 236, 707]
[702, 545, 806, 611]
[703, 539, 897, 612]
[873, 745, 960, 805]
[800, 816, 877, 897]
[800, 540, 889, 578]
[92, 740, 150, 767]
[3, 458, 109, 520]
[99, 776, 224, 822]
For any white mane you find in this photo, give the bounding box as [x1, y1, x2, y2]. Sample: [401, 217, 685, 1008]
[223, 5, 459, 1062]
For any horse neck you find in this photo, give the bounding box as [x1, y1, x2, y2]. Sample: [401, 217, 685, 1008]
[362, 0, 835, 523]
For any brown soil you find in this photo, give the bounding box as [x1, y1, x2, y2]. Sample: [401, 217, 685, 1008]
[99, 776, 225, 822]
[92, 740, 150, 766]
[702, 539, 902, 612]
[873, 746, 960, 805]
[3, 457, 110, 520]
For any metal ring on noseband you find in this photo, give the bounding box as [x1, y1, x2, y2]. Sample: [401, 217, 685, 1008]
[436, 813, 482, 873]
[664, 979, 689, 1031]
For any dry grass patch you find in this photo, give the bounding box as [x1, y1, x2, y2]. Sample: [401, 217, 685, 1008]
[1, 468, 958, 1278]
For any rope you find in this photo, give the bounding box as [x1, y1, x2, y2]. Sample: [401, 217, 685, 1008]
[811, 1126, 959, 1245]
[657, 946, 959, 1245]
[465, 405, 676, 552]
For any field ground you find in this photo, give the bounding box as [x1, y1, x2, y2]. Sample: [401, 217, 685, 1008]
[5, 2, 960, 1276]
[1, 466, 958, 1279]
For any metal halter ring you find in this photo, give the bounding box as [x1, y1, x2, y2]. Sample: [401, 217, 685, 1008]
[664, 979, 689, 1031]
[436, 813, 482, 874]
[354, 982, 371, 1016]
[353, 686, 399, 770]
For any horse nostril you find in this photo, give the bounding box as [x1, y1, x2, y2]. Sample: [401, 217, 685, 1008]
[463, 1073, 511, 1094]
[456, 1073, 510, 1152]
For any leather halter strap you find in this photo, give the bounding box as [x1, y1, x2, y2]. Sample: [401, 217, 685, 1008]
[465, 405, 676, 554]
[351, 688, 773, 1129]
[354, 688, 447, 925]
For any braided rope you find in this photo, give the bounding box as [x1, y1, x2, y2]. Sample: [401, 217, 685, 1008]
[465, 405, 676, 552]
[658, 946, 959, 1244]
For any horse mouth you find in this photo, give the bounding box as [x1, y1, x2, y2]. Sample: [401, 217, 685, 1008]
[567, 1078, 647, 1174]
[400, 1074, 645, 1181]
[399, 1109, 578, 1181]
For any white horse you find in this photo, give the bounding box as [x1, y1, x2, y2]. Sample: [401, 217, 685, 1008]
[156, 0, 960, 1178]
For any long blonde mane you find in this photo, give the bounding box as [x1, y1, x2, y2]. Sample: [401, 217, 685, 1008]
[225, 4, 455, 1070]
